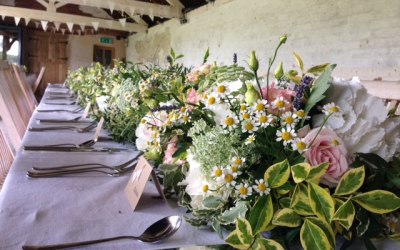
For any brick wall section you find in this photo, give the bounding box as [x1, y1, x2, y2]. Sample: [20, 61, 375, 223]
[127, 0, 400, 81]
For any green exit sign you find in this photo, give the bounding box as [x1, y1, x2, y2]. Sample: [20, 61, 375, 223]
[100, 37, 113, 44]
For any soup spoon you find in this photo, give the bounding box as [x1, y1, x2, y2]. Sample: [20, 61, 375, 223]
[22, 215, 182, 249]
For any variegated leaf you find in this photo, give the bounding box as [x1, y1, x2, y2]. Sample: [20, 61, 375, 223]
[272, 208, 302, 227]
[248, 195, 273, 234]
[291, 183, 314, 216]
[225, 230, 248, 250]
[352, 190, 400, 214]
[332, 198, 355, 230]
[254, 238, 285, 250]
[306, 162, 329, 183]
[291, 163, 311, 183]
[264, 159, 290, 188]
[236, 217, 253, 245]
[308, 182, 335, 222]
[306, 217, 336, 248]
[300, 219, 331, 250]
[334, 166, 365, 196]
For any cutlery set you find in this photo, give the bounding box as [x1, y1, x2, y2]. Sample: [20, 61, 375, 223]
[27, 153, 142, 178]
[26, 89, 137, 178]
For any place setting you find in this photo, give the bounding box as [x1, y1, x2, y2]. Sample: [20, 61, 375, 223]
[24, 118, 133, 154]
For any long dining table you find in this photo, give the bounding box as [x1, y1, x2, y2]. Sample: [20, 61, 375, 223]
[0, 84, 224, 249]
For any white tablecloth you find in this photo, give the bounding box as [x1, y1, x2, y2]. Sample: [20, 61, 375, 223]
[1, 85, 399, 250]
[0, 85, 224, 249]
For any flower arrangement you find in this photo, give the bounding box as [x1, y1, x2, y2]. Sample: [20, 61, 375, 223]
[64, 36, 400, 249]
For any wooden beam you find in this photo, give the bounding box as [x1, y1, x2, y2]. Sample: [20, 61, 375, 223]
[132, 15, 148, 26]
[0, 5, 147, 33]
[166, 0, 184, 10]
[35, 0, 49, 8]
[54, 0, 182, 19]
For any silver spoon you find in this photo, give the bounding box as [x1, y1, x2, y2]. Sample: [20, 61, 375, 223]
[22, 215, 182, 250]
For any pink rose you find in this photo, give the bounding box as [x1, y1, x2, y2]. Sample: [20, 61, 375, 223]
[187, 71, 200, 83]
[262, 83, 295, 114]
[303, 128, 349, 187]
[163, 136, 184, 165]
[187, 88, 198, 105]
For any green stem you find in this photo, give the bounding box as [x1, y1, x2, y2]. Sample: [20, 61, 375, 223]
[308, 113, 333, 147]
[254, 70, 264, 100]
[266, 42, 284, 100]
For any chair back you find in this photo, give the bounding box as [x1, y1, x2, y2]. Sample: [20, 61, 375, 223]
[33, 66, 46, 93]
[12, 64, 37, 111]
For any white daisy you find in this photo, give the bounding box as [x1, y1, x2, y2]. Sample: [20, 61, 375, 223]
[231, 157, 246, 167]
[322, 102, 342, 116]
[276, 126, 296, 146]
[292, 138, 307, 153]
[252, 100, 269, 113]
[221, 115, 239, 131]
[204, 94, 220, 108]
[253, 179, 271, 196]
[221, 169, 237, 186]
[214, 82, 230, 97]
[245, 134, 256, 145]
[281, 111, 298, 128]
[212, 166, 223, 179]
[272, 96, 289, 111]
[255, 112, 272, 128]
[242, 119, 258, 133]
[235, 183, 253, 199]
[239, 110, 253, 121]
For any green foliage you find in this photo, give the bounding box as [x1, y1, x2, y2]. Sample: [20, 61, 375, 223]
[304, 64, 336, 117]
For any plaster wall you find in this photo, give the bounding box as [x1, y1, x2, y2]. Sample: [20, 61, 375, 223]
[68, 34, 126, 70]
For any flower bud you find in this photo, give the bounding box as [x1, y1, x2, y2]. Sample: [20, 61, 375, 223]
[145, 148, 162, 162]
[274, 62, 284, 80]
[245, 82, 261, 105]
[249, 50, 259, 72]
[280, 34, 288, 44]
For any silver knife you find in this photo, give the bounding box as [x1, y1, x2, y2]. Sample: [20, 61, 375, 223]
[23, 146, 129, 153]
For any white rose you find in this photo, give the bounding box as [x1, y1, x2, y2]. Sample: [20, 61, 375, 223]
[96, 96, 109, 112]
[314, 77, 400, 161]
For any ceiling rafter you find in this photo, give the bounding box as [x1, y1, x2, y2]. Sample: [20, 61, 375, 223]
[0, 5, 147, 33]
[53, 0, 182, 19]
[166, 0, 184, 10]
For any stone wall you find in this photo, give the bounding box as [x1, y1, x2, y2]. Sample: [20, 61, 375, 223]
[127, 0, 400, 81]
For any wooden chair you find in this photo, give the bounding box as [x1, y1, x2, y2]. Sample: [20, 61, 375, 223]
[33, 66, 46, 93]
[361, 80, 400, 115]
[0, 62, 27, 151]
[11, 64, 38, 111]
[0, 124, 14, 191]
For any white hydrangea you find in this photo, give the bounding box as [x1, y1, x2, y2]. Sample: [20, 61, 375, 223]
[314, 77, 400, 161]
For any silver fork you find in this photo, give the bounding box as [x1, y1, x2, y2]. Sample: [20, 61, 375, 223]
[27, 154, 141, 178]
[36, 107, 84, 113]
[28, 121, 97, 133]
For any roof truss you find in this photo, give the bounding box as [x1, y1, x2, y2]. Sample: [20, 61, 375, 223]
[0, 5, 148, 33]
